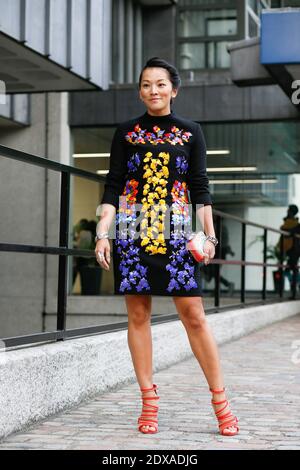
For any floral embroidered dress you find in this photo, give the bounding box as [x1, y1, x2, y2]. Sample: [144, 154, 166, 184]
[100, 110, 213, 296]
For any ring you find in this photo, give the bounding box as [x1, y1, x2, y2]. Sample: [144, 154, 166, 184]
[97, 251, 104, 259]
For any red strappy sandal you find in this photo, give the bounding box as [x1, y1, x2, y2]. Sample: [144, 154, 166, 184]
[209, 387, 239, 436]
[138, 384, 160, 434]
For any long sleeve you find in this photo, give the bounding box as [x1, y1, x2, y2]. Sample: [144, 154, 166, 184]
[100, 125, 128, 210]
[187, 123, 213, 208]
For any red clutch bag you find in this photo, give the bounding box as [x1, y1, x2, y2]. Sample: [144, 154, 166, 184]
[186, 231, 208, 262]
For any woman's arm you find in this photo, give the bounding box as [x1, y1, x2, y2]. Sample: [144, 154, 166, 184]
[96, 203, 116, 234]
[94, 125, 128, 270]
[97, 124, 128, 234]
[188, 123, 214, 235]
[195, 205, 216, 264]
[187, 123, 213, 212]
[188, 123, 216, 264]
[196, 204, 215, 237]
[100, 124, 127, 210]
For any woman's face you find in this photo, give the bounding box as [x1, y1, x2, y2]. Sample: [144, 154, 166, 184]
[139, 67, 178, 115]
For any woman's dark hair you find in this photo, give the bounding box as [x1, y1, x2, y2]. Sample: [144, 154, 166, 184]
[288, 204, 299, 216]
[79, 219, 89, 231]
[138, 57, 181, 105]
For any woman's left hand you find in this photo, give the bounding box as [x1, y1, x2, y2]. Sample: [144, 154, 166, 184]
[203, 240, 215, 265]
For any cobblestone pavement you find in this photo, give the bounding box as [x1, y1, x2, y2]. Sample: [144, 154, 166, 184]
[1, 314, 300, 450]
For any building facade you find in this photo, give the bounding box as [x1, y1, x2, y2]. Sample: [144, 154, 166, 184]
[0, 0, 299, 338]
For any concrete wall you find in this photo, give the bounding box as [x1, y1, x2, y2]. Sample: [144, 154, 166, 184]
[69, 82, 299, 127]
[0, 94, 30, 126]
[0, 92, 71, 338]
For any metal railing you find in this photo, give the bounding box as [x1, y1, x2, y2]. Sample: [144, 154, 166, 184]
[1, 144, 299, 349]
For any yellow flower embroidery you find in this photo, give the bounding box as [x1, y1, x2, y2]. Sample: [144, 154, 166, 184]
[140, 151, 170, 255]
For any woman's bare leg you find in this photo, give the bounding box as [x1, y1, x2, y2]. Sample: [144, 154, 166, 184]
[125, 294, 158, 432]
[173, 295, 237, 434]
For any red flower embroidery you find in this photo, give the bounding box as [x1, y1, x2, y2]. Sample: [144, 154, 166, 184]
[125, 124, 193, 146]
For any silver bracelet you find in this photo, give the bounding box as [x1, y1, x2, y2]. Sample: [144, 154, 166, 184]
[205, 235, 218, 246]
[95, 231, 109, 242]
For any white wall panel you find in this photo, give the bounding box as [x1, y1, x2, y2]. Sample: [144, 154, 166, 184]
[25, 0, 47, 54]
[0, 0, 21, 39]
[70, 0, 88, 77]
[49, 0, 68, 66]
[89, 0, 103, 85]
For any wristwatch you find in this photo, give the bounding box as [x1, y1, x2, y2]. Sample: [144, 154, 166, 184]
[95, 231, 109, 243]
[205, 235, 218, 246]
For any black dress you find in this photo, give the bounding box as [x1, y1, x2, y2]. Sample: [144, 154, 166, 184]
[100, 109, 213, 296]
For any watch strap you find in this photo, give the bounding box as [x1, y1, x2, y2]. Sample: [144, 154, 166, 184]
[206, 235, 218, 246]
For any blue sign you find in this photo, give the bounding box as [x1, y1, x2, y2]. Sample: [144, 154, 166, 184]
[260, 10, 300, 64]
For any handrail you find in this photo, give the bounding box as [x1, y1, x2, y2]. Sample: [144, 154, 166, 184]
[213, 208, 300, 237]
[0, 144, 105, 183]
[1, 143, 299, 349]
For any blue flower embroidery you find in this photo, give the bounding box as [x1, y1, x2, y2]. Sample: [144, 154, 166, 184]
[166, 228, 198, 292]
[127, 152, 141, 173]
[176, 155, 189, 174]
[115, 208, 151, 293]
[166, 199, 198, 292]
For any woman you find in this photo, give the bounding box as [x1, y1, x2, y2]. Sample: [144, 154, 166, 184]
[95, 57, 239, 436]
[277, 205, 300, 296]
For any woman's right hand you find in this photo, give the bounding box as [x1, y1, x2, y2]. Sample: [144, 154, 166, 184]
[95, 239, 111, 270]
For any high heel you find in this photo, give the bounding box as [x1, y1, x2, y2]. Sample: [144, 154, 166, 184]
[209, 387, 239, 436]
[138, 384, 160, 434]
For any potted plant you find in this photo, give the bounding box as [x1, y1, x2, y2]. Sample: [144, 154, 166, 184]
[267, 244, 287, 293]
[75, 219, 103, 295]
[80, 247, 103, 295]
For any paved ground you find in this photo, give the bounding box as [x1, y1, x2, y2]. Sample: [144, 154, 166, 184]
[0, 314, 300, 450]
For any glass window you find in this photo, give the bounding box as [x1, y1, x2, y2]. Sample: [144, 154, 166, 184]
[179, 43, 206, 69]
[247, 0, 258, 12]
[177, 2, 238, 70]
[208, 41, 231, 67]
[274, 0, 300, 6]
[178, 0, 237, 6]
[179, 40, 231, 69]
[71, 127, 117, 296]
[248, 14, 259, 37]
[178, 9, 237, 37]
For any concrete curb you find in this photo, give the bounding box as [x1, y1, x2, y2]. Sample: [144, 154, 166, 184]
[0, 300, 299, 440]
